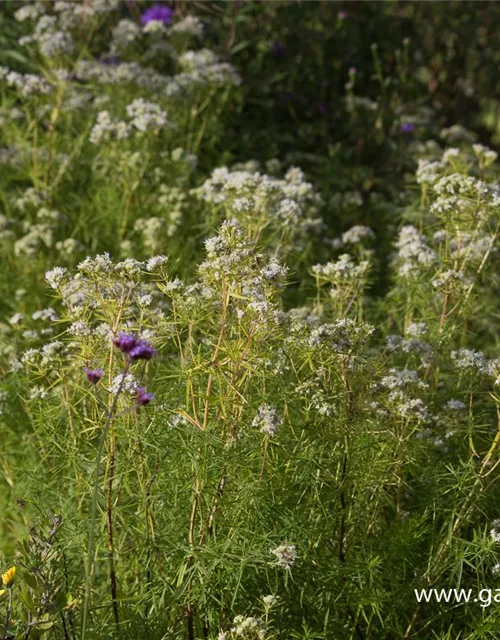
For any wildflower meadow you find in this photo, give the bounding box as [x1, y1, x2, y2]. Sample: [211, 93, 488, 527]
[2, 1, 500, 638]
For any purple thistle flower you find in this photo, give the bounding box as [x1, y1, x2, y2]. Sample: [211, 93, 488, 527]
[400, 122, 415, 133]
[140, 3, 174, 26]
[137, 387, 154, 406]
[84, 367, 104, 385]
[129, 339, 156, 361]
[338, 11, 347, 20]
[113, 332, 156, 361]
[113, 332, 138, 354]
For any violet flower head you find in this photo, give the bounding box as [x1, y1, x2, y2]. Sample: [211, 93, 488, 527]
[400, 122, 415, 133]
[129, 339, 156, 361]
[137, 387, 154, 406]
[100, 55, 121, 66]
[113, 332, 156, 361]
[140, 3, 174, 26]
[316, 101, 330, 115]
[84, 367, 104, 385]
[270, 41, 286, 56]
[113, 331, 138, 354]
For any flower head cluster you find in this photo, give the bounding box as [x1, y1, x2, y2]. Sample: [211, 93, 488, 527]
[451, 348, 493, 375]
[252, 404, 282, 437]
[141, 3, 174, 26]
[126, 98, 168, 133]
[271, 544, 297, 569]
[194, 166, 322, 249]
[394, 225, 436, 278]
[491, 520, 500, 543]
[0, 66, 52, 97]
[229, 616, 267, 639]
[84, 367, 104, 385]
[137, 387, 154, 406]
[113, 332, 156, 361]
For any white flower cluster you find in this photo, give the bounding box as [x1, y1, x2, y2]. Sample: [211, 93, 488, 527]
[109, 373, 138, 395]
[171, 16, 204, 37]
[14, 222, 54, 257]
[433, 173, 485, 198]
[77, 252, 114, 275]
[110, 19, 141, 52]
[405, 322, 427, 338]
[312, 254, 370, 282]
[90, 99, 169, 143]
[19, 14, 74, 57]
[195, 166, 322, 243]
[251, 404, 282, 437]
[308, 319, 374, 353]
[379, 368, 428, 391]
[416, 159, 445, 186]
[473, 144, 497, 169]
[445, 399, 467, 411]
[491, 520, 500, 543]
[126, 98, 168, 132]
[76, 47, 239, 98]
[295, 379, 335, 416]
[14, 187, 49, 212]
[393, 396, 429, 421]
[0, 67, 52, 97]
[386, 333, 433, 367]
[45, 266, 69, 290]
[440, 125, 476, 144]
[432, 269, 469, 290]
[229, 616, 267, 639]
[270, 543, 297, 569]
[14, 4, 45, 22]
[451, 348, 493, 375]
[394, 225, 436, 278]
[341, 225, 375, 244]
[134, 216, 166, 252]
[89, 111, 129, 145]
[145, 255, 169, 272]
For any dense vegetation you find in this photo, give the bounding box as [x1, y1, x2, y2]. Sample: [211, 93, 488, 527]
[1, 2, 500, 639]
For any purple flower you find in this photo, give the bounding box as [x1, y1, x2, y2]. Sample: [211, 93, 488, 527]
[348, 67, 357, 76]
[113, 332, 156, 361]
[84, 367, 104, 385]
[140, 3, 174, 26]
[338, 11, 347, 20]
[316, 101, 330, 115]
[129, 340, 156, 361]
[283, 92, 293, 102]
[113, 332, 138, 354]
[100, 55, 121, 66]
[137, 387, 154, 406]
[270, 41, 286, 56]
[400, 122, 415, 133]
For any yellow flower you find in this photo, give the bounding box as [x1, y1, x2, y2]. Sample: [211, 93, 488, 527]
[1, 566, 16, 588]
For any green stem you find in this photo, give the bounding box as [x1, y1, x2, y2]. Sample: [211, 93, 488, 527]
[81, 363, 130, 640]
[2, 588, 12, 640]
